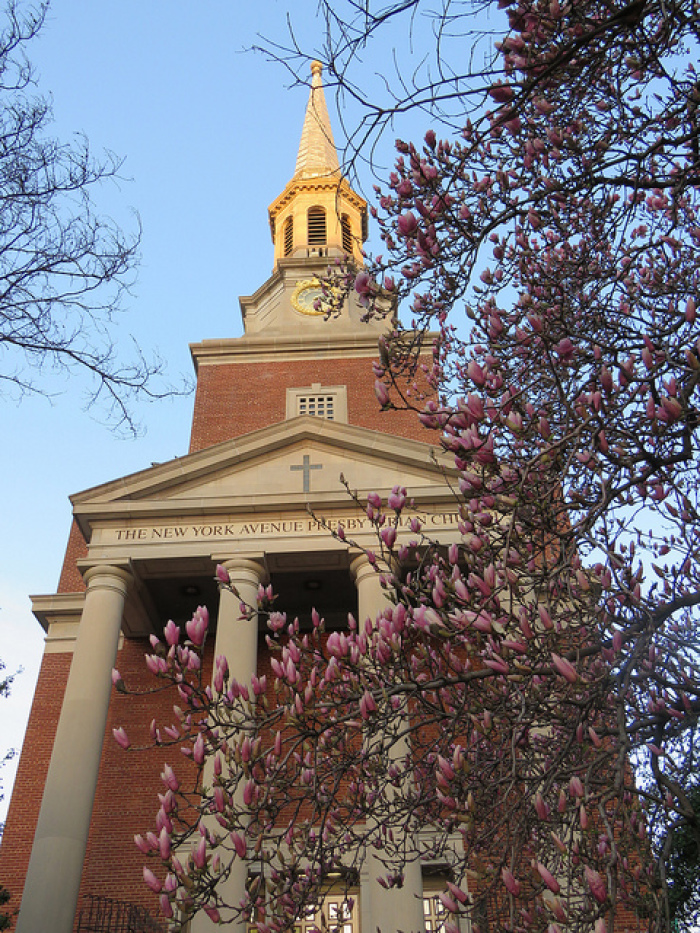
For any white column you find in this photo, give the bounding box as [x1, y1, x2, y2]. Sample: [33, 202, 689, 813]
[351, 553, 424, 933]
[350, 552, 394, 630]
[192, 557, 266, 933]
[16, 565, 131, 933]
[214, 558, 266, 687]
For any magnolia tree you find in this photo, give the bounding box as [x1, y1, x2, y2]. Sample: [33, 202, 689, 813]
[115, 0, 699, 930]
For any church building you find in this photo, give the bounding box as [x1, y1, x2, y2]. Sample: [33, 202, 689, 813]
[0, 63, 463, 933]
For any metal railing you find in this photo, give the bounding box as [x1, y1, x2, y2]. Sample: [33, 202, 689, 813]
[76, 894, 167, 933]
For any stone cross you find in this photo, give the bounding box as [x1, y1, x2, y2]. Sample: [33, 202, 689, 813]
[290, 454, 323, 493]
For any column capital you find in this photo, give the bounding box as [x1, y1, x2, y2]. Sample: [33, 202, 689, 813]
[217, 556, 268, 585]
[82, 564, 132, 594]
[349, 550, 396, 583]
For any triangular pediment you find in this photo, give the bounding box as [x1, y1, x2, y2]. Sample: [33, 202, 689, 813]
[71, 418, 456, 531]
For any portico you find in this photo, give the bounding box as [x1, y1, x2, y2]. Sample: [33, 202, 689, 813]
[19, 414, 460, 933]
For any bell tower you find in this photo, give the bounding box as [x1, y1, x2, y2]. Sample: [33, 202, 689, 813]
[268, 61, 367, 269]
[237, 61, 374, 339]
[186, 61, 411, 453]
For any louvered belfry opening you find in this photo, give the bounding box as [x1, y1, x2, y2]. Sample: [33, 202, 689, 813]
[307, 206, 327, 245]
[341, 214, 352, 253]
[284, 216, 294, 256]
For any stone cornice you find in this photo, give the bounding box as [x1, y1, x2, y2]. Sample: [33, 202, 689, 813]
[191, 332, 384, 369]
[30, 592, 86, 633]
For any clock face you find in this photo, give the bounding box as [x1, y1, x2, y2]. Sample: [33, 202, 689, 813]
[291, 280, 325, 316]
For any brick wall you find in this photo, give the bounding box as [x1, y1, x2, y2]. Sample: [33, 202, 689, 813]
[58, 518, 89, 594]
[189, 355, 433, 452]
[0, 652, 71, 922]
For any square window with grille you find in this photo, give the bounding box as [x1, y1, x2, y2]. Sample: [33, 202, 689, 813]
[287, 385, 348, 423]
[299, 394, 335, 420]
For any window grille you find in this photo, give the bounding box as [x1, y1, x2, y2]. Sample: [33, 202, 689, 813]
[308, 207, 327, 245]
[341, 214, 352, 253]
[287, 385, 348, 423]
[298, 394, 335, 420]
[284, 217, 294, 256]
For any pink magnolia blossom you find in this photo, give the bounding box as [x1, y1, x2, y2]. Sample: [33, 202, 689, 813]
[193, 732, 206, 765]
[584, 866, 607, 903]
[387, 485, 407, 511]
[215, 563, 230, 584]
[367, 491, 382, 509]
[145, 654, 167, 676]
[186, 605, 209, 647]
[537, 862, 560, 894]
[374, 379, 390, 406]
[159, 895, 174, 919]
[360, 690, 377, 719]
[484, 657, 509, 675]
[134, 834, 150, 854]
[397, 211, 419, 237]
[112, 727, 130, 750]
[380, 526, 397, 548]
[243, 779, 256, 806]
[501, 867, 521, 896]
[489, 82, 514, 103]
[580, 804, 589, 830]
[551, 652, 578, 683]
[163, 620, 180, 646]
[192, 835, 207, 870]
[355, 271, 373, 295]
[158, 827, 171, 860]
[231, 831, 247, 859]
[143, 867, 162, 893]
[534, 792, 550, 821]
[439, 893, 458, 914]
[161, 764, 179, 792]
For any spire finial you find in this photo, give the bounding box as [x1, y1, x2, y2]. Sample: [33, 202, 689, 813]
[294, 59, 339, 178]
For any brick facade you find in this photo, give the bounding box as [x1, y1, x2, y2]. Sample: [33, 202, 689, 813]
[0, 654, 71, 920]
[189, 354, 432, 452]
[58, 518, 89, 594]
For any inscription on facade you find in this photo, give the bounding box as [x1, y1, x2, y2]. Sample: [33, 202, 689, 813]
[110, 511, 460, 544]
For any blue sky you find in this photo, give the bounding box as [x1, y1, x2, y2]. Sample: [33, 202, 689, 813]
[0, 0, 394, 820]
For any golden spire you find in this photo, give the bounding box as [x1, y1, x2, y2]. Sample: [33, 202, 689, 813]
[268, 60, 366, 269]
[294, 61, 340, 179]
